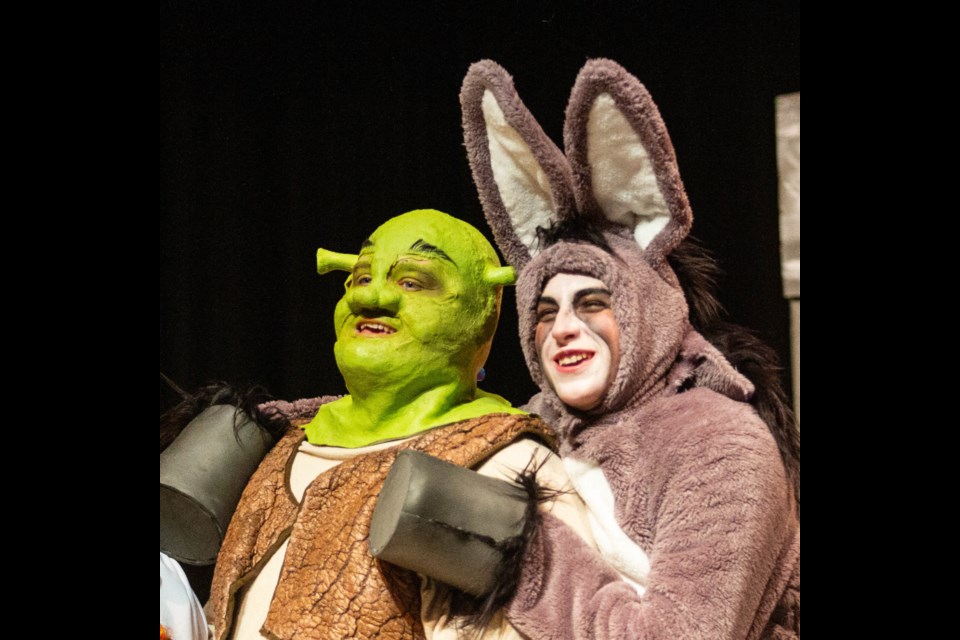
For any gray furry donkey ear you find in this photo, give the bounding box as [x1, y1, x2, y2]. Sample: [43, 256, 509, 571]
[462, 59, 694, 278]
[563, 59, 693, 272]
[461, 60, 578, 270]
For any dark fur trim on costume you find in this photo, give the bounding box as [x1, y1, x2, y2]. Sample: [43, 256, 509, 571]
[159, 380, 281, 452]
[668, 236, 725, 330]
[535, 216, 615, 256]
[450, 458, 567, 636]
[702, 322, 801, 515]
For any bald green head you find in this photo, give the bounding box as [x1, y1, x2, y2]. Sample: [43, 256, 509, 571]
[320, 209, 515, 399]
[304, 210, 522, 447]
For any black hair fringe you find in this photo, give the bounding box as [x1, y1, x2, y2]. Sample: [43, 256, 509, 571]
[159, 378, 284, 452]
[448, 457, 567, 637]
[668, 236, 725, 329]
[535, 217, 615, 255]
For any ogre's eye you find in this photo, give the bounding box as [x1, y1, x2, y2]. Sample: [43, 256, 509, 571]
[391, 260, 442, 292]
[350, 259, 373, 288]
[399, 279, 422, 291]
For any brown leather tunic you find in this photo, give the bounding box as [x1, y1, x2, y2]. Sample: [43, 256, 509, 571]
[207, 413, 552, 640]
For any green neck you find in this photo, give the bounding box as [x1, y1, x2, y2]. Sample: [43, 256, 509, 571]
[303, 385, 522, 448]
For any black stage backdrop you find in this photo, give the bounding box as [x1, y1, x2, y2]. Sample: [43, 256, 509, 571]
[161, 1, 800, 411]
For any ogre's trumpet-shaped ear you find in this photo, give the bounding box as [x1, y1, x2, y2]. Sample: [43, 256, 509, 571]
[461, 60, 578, 270]
[564, 59, 693, 269]
[316, 248, 358, 275]
[483, 265, 517, 287]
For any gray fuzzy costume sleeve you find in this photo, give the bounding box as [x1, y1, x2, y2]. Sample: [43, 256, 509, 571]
[507, 391, 800, 639]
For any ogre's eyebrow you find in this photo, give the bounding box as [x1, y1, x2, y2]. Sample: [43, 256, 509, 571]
[409, 239, 456, 265]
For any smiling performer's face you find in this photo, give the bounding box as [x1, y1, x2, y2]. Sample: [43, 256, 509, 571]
[332, 209, 503, 398]
[535, 273, 620, 411]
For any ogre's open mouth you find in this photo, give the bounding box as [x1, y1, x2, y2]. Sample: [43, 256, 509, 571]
[356, 321, 397, 336]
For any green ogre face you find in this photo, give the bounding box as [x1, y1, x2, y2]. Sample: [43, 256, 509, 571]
[332, 210, 502, 396]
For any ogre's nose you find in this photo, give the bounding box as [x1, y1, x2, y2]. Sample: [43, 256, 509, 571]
[347, 279, 401, 316]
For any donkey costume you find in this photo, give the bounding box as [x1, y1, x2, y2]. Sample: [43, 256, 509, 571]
[461, 60, 800, 639]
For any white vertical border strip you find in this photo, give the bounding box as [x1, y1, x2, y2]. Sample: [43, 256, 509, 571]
[776, 93, 800, 422]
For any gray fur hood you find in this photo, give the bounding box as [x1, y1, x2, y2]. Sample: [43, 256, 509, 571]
[516, 232, 755, 442]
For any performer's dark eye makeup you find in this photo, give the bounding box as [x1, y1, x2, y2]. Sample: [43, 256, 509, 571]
[575, 291, 612, 314]
[536, 297, 559, 323]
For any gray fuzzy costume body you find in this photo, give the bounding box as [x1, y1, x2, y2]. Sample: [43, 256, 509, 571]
[462, 59, 799, 638]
